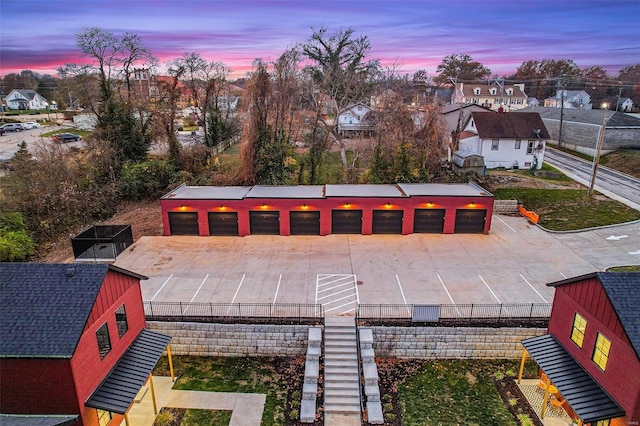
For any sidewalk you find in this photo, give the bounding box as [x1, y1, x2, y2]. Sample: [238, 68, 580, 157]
[121, 376, 265, 426]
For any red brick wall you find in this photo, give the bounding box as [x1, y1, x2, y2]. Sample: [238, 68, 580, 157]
[161, 194, 494, 236]
[70, 272, 146, 425]
[549, 282, 640, 424]
[0, 358, 78, 416]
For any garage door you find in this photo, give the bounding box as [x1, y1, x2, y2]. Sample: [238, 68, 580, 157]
[331, 210, 362, 234]
[372, 210, 403, 234]
[413, 209, 445, 233]
[208, 212, 239, 236]
[290, 211, 321, 235]
[168, 212, 199, 235]
[454, 209, 486, 233]
[249, 211, 280, 235]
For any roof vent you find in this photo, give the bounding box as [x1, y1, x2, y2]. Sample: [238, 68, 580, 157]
[65, 267, 76, 277]
[534, 129, 542, 138]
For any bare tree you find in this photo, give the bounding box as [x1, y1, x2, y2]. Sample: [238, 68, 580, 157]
[300, 26, 380, 172]
[118, 32, 157, 102]
[76, 27, 119, 101]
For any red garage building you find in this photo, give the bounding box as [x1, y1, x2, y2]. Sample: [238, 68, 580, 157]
[160, 183, 494, 236]
[0, 263, 174, 426]
[519, 272, 639, 425]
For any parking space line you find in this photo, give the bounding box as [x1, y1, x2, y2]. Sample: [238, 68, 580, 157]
[519, 273, 548, 303]
[395, 275, 408, 305]
[317, 282, 354, 293]
[188, 274, 209, 304]
[323, 294, 357, 305]
[437, 274, 456, 305]
[317, 275, 354, 287]
[150, 274, 173, 301]
[325, 301, 357, 313]
[272, 274, 282, 305]
[229, 274, 246, 305]
[478, 274, 502, 304]
[354, 274, 360, 304]
[560, 272, 568, 279]
[495, 216, 517, 233]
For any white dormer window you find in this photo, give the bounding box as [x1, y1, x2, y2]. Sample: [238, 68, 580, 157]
[474, 88, 481, 95]
[507, 89, 513, 96]
[490, 88, 497, 95]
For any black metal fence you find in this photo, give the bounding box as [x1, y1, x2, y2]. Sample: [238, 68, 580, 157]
[144, 301, 324, 322]
[71, 224, 133, 260]
[357, 303, 551, 324]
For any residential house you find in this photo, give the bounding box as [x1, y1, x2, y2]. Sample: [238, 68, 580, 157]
[0, 263, 173, 426]
[598, 96, 634, 113]
[459, 111, 549, 169]
[518, 107, 640, 155]
[520, 272, 640, 425]
[451, 83, 528, 111]
[544, 90, 592, 109]
[5, 89, 49, 110]
[440, 103, 494, 157]
[337, 102, 374, 138]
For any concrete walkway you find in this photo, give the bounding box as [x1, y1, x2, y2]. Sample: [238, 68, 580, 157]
[121, 376, 265, 426]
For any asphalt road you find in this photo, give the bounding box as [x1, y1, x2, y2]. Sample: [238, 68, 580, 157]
[544, 147, 640, 210]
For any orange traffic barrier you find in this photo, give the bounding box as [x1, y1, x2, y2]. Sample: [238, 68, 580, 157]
[519, 205, 539, 224]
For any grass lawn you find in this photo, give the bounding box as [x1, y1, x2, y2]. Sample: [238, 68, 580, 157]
[153, 356, 293, 425]
[398, 359, 538, 426]
[183, 409, 231, 425]
[493, 188, 640, 231]
[41, 128, 92, 138]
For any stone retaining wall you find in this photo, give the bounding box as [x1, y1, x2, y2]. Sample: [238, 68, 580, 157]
[493, 200, 519, 214]
[147, 321, 310, 356]
[369, 326, 546, 359]
[148, 322, 546, 359]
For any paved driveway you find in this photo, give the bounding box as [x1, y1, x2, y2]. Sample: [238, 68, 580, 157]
[113, 215, 640, 313]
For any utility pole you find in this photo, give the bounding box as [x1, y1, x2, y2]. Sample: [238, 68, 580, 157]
[588, 113, 609, 196]
[557, 76, 566, 148]
[615, 86, 622, 112]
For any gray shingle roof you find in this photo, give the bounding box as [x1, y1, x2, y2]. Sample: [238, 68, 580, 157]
[518, 106, 640, 128]
[0, 263, 144, 358]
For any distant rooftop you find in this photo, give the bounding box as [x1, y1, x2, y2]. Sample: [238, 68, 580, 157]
[325, 184, 405, 198]
[162, 184, 252, 200]
[398, 182, 493, 197]
[245, 185, 324, 199]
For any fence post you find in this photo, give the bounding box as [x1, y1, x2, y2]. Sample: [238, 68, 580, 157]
[179, 302, 184, 321]
[469, 304, 474, 322]
[498, 304, 502, 321]
[148, 302, 153, 318]
[529, 303, 534, 324]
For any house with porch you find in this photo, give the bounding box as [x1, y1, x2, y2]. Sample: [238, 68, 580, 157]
[520, 272, 639, 425]
[0, 263, 173, 426]
[5, 89, 49, 110]
[337, 102, 374, 138]
[451, 83, 528, 111]
[459, 111, 549, 169]
[544, 90, 592, 109]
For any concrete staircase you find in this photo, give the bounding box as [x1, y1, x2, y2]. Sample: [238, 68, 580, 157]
[323, 316, 361, 418]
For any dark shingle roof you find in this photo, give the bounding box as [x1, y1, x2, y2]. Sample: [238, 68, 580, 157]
[548, 272, 640, 359]
[0, 263, 144, 358]
[471, 112, 550, 139]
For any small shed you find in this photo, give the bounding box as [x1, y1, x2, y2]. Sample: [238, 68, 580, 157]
[71, 225, 133, 261]
[452, 150, 485, 176]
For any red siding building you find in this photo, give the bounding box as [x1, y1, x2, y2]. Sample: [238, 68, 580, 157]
[0, 263, 173, 426]
[520, 272, 640, 426]
[160, 183, 495, 237]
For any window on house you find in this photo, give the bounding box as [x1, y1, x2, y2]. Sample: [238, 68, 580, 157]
[592, 333, 611, 371]
[474, 88, 480, 95]
[527, 140, 535, 154]
[490, 88, 496, 95]
[97, 409, 113, 426]
[515, 140, 521, 149]
[517, 99, 523, 104]
[594, 420, 611, 426]
[491, 139, 499, 150]
[96, 323, 111, 359]
[571, 313, 587, 347]
[524, 162, 532, 168]
[115, 304, 128, 338]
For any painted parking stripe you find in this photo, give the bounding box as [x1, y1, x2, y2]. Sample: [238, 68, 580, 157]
[150, 274, 173, 301]
[183, 274, 210, 314]
[519, 274, 548, 303]
[317, 286, 356, 301]
[560, 272, 568, 279]
[495, 216, 517, 233]
[395, 275, 408, 305]
[437, 274, 461, 317]
[272, 274, 282, 305]
[228, 274, 246, 306]
[478, 274, 502, 304]
[316, 274, 359, 314]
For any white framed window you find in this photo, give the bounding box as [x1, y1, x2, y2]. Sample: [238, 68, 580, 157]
[491, 139, 499, 151]
[527, 140, 535, 154]
[507, 89, 513, 96]
[515, 140, 521, 149]
[490, 88, 496, 95]
[524, 162, 531, 168]
[474, 88, 481, 95]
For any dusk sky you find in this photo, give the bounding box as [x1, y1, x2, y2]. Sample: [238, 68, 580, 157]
[1, 0, 639, 79]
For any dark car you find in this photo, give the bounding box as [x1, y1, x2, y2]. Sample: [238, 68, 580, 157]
[0, 123, 25, 132]
[51, 133, 81, 143]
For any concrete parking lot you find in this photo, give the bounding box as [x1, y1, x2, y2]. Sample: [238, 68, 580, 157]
[113, 214, 640, 314]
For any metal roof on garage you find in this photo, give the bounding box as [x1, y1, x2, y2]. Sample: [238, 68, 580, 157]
[245, 185, 325, 199]
[325, 184, 405, 198]
[521, 334, 625, 423]
[162, 184, 252, 200]
[398, 182, 493, 197]
[85, 330, 171, 415]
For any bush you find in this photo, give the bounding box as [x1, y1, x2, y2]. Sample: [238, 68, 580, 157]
[289, 408, 299, 420]
[0, 211, 35, 261]
[119, 158, 176, 200]
[154, 411, 174, 426]
[384, 412, 396, 422]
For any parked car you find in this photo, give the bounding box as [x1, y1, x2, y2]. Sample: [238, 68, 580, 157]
[0, 123, 25, 132]
[52, 133, 81, 143]
[22, 122, 41, 129]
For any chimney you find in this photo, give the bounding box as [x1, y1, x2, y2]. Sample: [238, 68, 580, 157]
[498, 106, 504, 114]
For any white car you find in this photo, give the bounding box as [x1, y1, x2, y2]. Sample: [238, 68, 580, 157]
[22, 122, 41, 129]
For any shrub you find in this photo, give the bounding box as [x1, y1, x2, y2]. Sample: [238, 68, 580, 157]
[384, 412, 396, 422]
[0, 211, 35, 261]
[154, 411, 173, 426]
[289, 408, 299, 420]
[119, 159, 176, 200]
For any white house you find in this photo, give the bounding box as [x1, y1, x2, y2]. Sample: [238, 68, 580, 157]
[544, 90, 592, 109]
[451, 83, 528, 111]
[337, 102, 374, 138]
[459, 111, 549, 170]
[5, 89, 49, 110]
